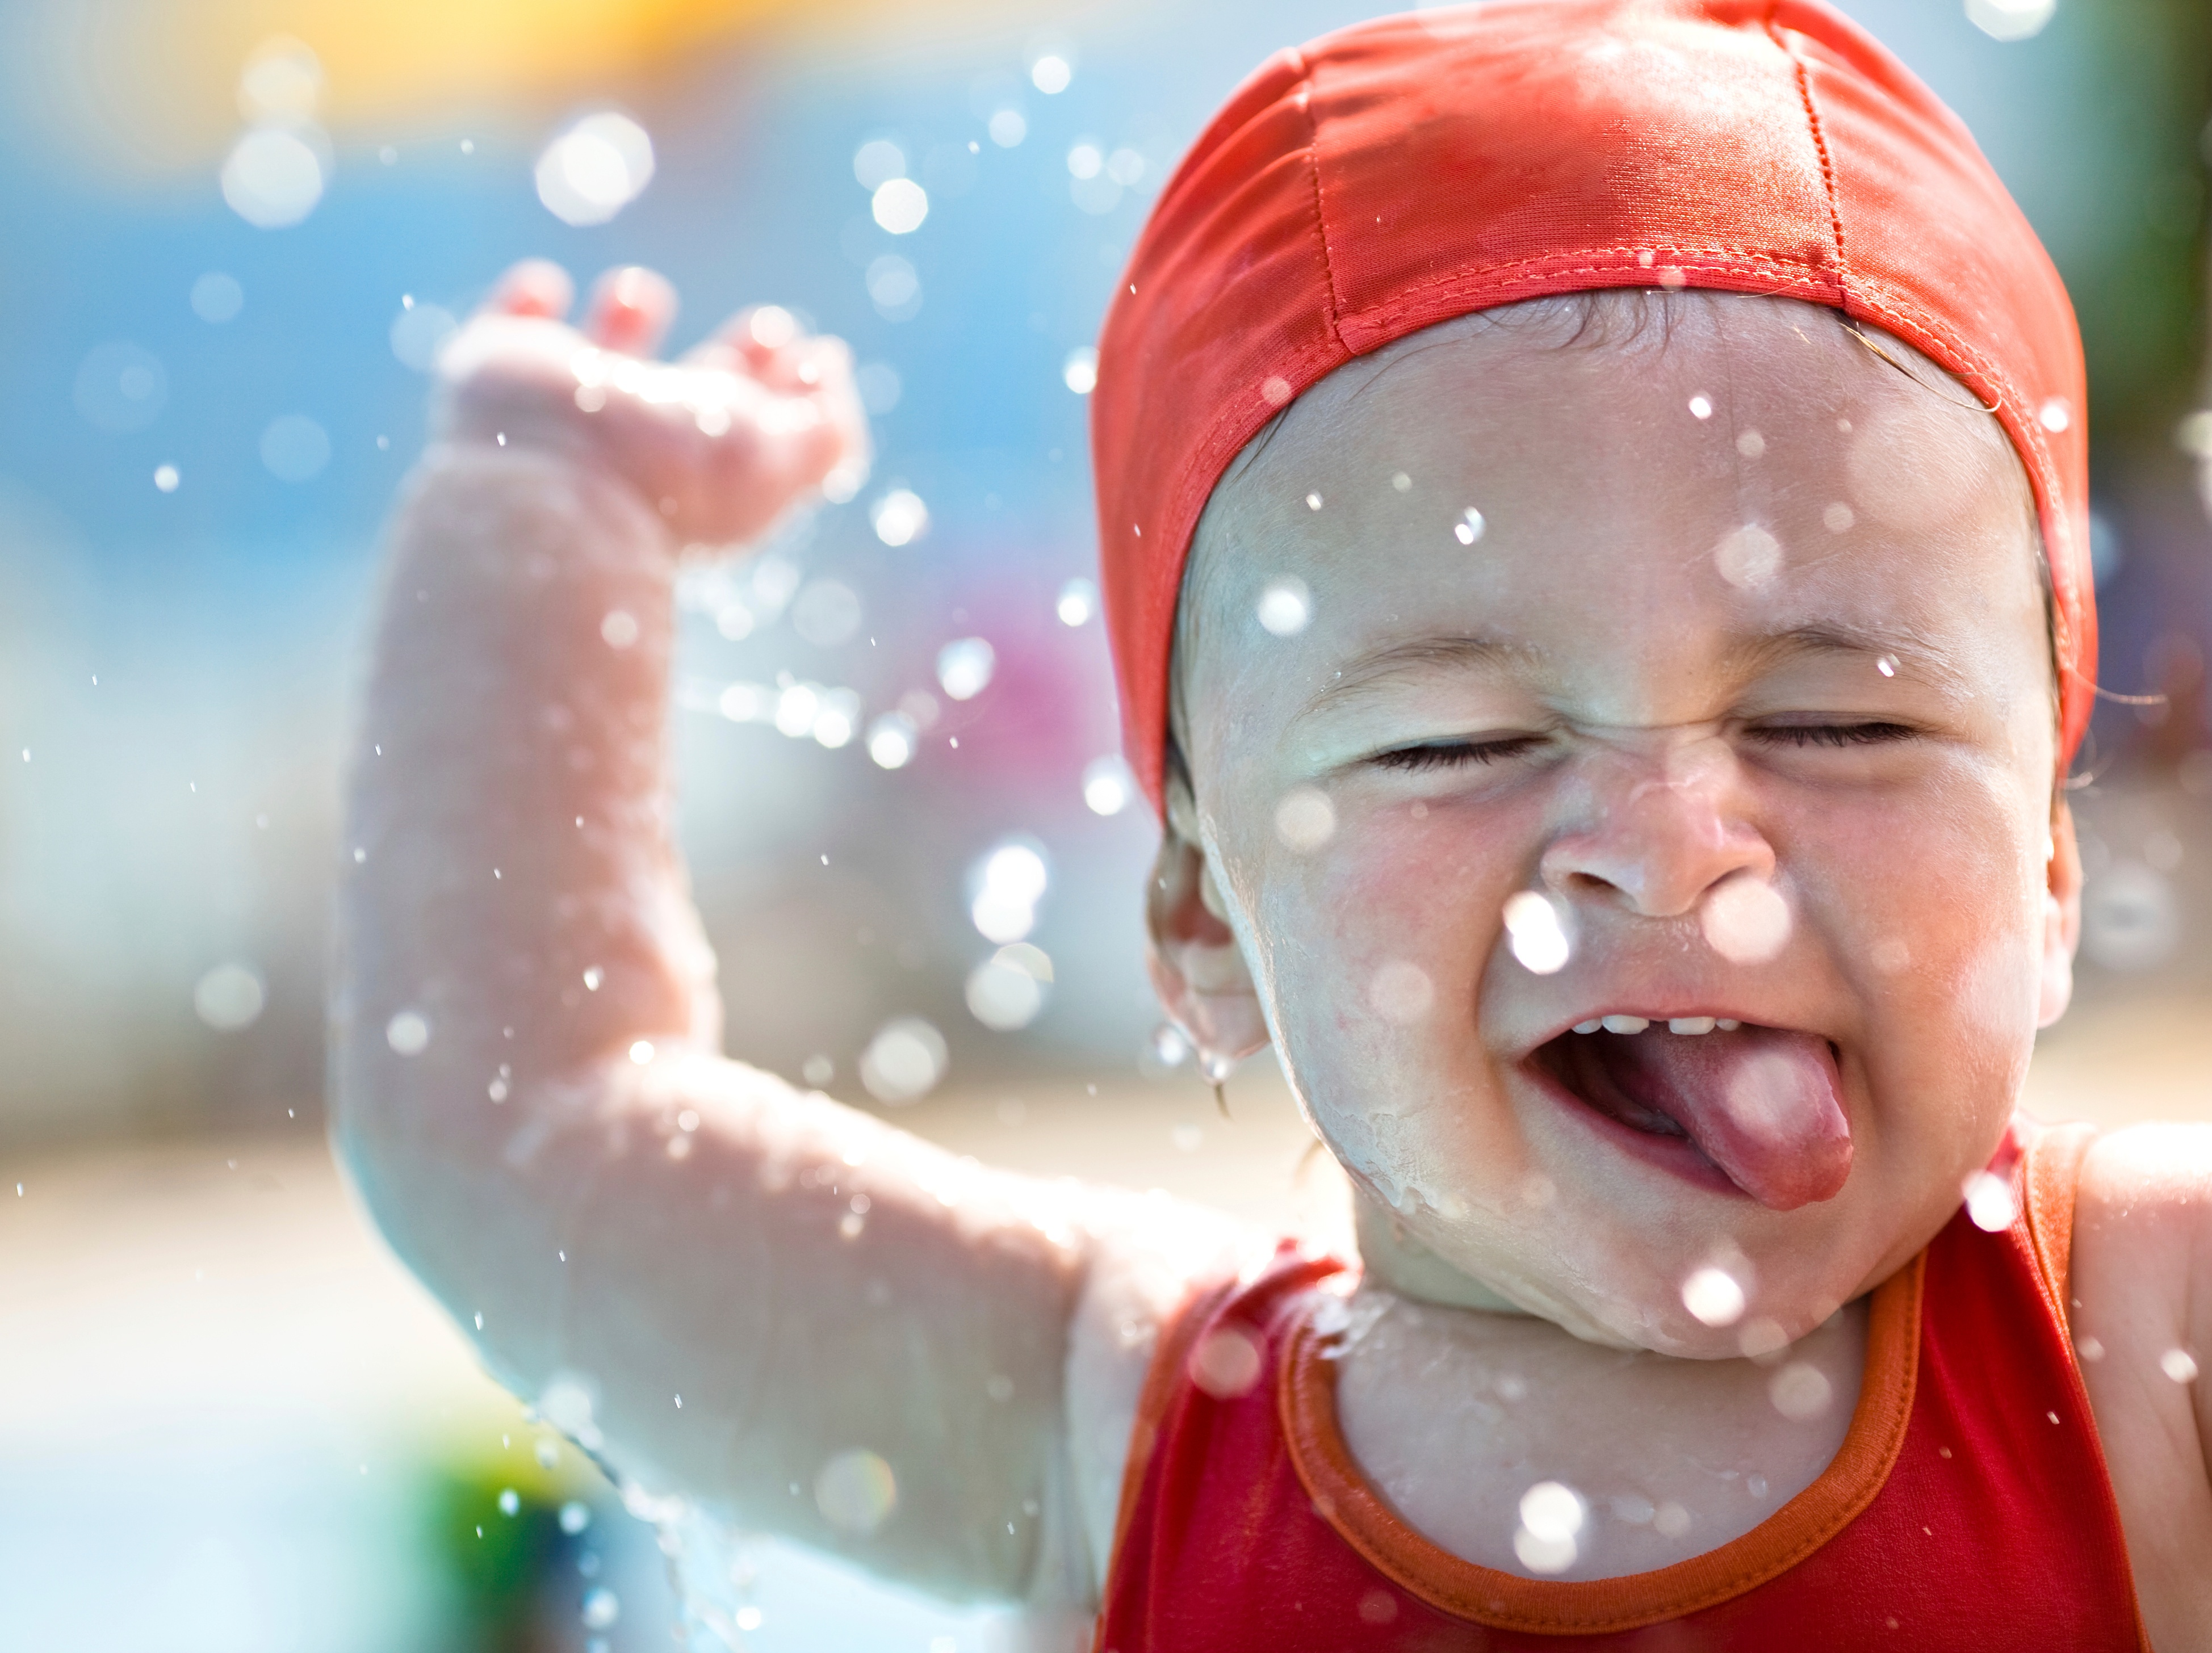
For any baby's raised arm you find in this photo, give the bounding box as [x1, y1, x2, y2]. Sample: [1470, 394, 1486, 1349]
[330, 262, 1239, 1610]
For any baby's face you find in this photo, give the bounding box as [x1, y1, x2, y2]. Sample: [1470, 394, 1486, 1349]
[1172, 294, 2068, 1354]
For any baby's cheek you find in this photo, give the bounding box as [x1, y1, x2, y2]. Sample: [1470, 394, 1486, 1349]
[1254, 841, 1514, 1219]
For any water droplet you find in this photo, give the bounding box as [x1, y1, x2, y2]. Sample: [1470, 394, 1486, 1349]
[583, 966, 604, 991]
[853, 137, 906, 190]
[1876, 653, 1898, 677]
[1962, 1170, 2016, 1231]
[815, 1448, 898, 1533]
[1713, 524, 1782, 590]
[1188, 1325, 1264, 1398]
[559, 1499, 592, 1534]
[537, 114, 655, 226]
[194, 962, 266, 1030]
[1453, 506, 1486, 546]
[629, 1039, 655, 1065]
[1305, 492, 1324, 511]
[191, 271, 245, 324]
[535, 1437, 560, 1469]
[1689, 394, 1714, 420]
[860, 1017, 948, 1104]
[1966, 0, 2055, 41]
[970, 841, 1046, 941]
[872, 177, 929, 234]
[1769, 1361, 1833, 1420]
[1029, 54, 1072, 94]
[1260, 375, 1293, 407]
[932, 636, 995, 701]
[1514, 1480, 1584, 1572]
[1061, 346, 1099, 395]
[1502, 891, 1570, 975]
[1256, 578, 1312, 636]
[1275, 785, 1335, 851]
[866, 712, 918, 769]
[1150, 1023, 1192, 1069]
[498, 1487, 521, 1516]
[966, 944, 1052, 1030]
[580, 1585, 621, 1629]
[224, 125, 327, 228]
[1055, 577, 1097, 626]
[1682, 1266, 1747, 1327]
[1735, 430, 1766, 459]
[2161, 1348, 2198, 1384]
[260, 414, 330, 483]
[1083, 754, 1134, 816]
[153, 464, 181, 492]
[864, 486, 929, 548]
[1700, 878, 1791, 963]
[1368, 960, 1435, 1025]
[1391, 471, 1413, 492]
[385, 1009, 430, 1055]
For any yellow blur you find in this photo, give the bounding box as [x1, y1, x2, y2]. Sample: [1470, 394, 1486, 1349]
[22, 0, 1004, 174]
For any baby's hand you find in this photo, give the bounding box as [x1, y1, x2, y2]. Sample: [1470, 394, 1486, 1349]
[432, 259, 868, 547]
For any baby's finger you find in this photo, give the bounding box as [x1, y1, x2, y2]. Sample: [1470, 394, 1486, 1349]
[479, 259, 575, 321]
[797, 336, 871, 485]
[585, 266, 678, 358]
[682, 304, 806, 383]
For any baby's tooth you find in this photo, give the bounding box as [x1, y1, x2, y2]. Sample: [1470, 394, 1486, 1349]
[1573, 1020, 1603, 1035]
[1601, 1014, 1650, 1034]
[1715, 1018, 1741, 1031]
[1668, 1017, 1717, 1035]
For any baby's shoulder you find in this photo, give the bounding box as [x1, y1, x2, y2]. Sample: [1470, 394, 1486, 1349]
[2071, 1121, 2212, 1321]
[2076, 1121, 2212, 1239]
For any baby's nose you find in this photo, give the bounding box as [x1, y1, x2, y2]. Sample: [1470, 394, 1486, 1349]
[1536, 742, 1774, 920]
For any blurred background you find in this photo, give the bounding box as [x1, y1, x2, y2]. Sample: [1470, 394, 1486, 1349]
[0, 0, 2206, 1646]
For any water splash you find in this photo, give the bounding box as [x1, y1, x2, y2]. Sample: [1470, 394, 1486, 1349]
[1514, 1481, 1585, 1574]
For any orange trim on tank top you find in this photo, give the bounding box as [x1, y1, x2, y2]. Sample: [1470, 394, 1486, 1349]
[2022, 1119, 2096, 1331]
[2017, 1120, 2153, 1653]
[1102, 1275, 1241, 1581]
[1278, 1252, 1926, 1634]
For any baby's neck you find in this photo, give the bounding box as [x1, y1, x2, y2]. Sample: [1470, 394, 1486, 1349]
[1351, 1191, 1537, 1317]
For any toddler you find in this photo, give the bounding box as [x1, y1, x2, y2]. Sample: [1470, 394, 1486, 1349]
[335, 1, 2211, 1646]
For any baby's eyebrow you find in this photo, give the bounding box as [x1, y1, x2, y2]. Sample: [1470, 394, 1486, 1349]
[1728, 622, 1967, 693]
[1298, 635, 1540, 716]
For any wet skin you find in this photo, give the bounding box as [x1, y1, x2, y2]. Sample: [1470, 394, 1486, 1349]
[1162, 293, 2072, 1356]
[344, 267, 2212, 1628]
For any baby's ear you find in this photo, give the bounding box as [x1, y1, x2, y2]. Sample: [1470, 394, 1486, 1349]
[1144, 799, 1271, 1067]
[2038, 799, 2084, 1029]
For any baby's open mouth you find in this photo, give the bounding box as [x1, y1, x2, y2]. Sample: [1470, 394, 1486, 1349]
[1528, 1017, 1852, 1210]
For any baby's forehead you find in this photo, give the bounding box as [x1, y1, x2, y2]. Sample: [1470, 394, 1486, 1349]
[1193, 296, 2021, 577]
[1175, 291, 2041, 699]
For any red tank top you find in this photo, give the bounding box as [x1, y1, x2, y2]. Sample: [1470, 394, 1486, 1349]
[1095, 1121, 2147, 1650]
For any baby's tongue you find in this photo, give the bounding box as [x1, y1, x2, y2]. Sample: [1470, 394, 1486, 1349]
[1596, 1026, 1851, 1210]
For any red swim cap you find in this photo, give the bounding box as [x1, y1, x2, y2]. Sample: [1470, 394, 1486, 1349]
[1092, 0, 2092, 811]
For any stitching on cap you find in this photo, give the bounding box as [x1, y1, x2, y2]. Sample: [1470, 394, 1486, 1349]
[1297, 64, 1348, 349]
[1767, 9, 1849, 295]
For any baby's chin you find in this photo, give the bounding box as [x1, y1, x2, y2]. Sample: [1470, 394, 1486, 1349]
[1348, 1174, 1863, 1360]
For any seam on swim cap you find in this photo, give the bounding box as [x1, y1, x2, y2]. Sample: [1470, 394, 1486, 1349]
[1769, 11, 1850, 299]
[1838, 279, 2084, 756]
[1293, 65, 1348, 353]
